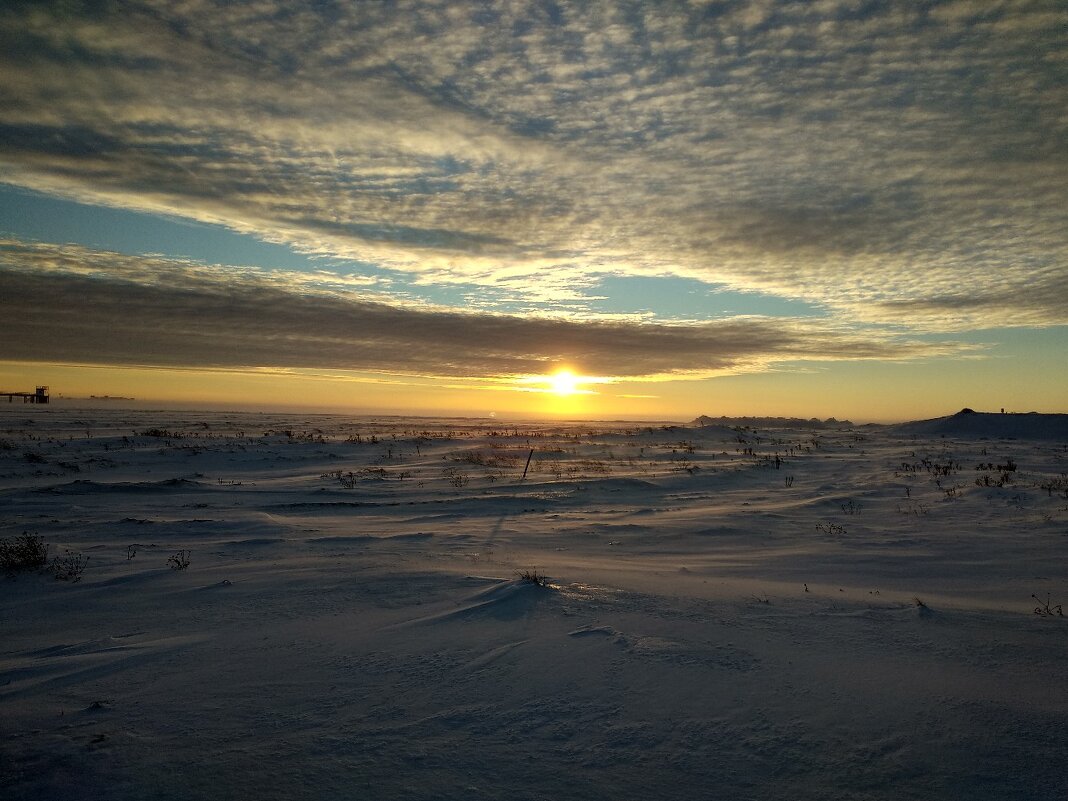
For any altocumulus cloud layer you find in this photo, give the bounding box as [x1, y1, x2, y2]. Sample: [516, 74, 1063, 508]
[1, 0, 1065, 377]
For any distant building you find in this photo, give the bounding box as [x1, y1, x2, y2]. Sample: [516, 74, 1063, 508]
[1, 385, 49, 403]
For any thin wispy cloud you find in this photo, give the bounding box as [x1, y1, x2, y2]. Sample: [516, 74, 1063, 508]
[0, 1, 1064, 379]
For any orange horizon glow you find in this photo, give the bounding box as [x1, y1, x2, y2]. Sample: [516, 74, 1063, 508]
[2, 358, 1067, 425]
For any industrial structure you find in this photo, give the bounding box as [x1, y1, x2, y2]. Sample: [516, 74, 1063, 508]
[0, 386, 49, 403]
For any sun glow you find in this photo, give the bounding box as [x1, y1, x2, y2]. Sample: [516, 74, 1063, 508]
[550, 369, 579, 396]
[512, 370, 611, 406]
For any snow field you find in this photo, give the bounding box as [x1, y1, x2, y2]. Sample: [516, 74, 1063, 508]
[2, 408, 1067, 800]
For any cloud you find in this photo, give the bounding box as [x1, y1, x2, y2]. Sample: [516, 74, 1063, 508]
[0, 1, 1065, 329]
[0, 239, 967, 379]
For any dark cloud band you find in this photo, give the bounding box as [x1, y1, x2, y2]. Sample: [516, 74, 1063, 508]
[1, 240, 962, 378]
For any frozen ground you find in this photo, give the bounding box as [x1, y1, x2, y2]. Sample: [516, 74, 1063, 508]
[2, 407, 1067, 800]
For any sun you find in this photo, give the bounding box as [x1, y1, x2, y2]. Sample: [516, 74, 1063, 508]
[549, 369, 579, 396]
[513, 369, 605, 401]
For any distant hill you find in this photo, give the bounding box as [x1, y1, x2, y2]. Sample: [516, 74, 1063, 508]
[691, 415, 853, 430]
[891, 409, 1068, 440]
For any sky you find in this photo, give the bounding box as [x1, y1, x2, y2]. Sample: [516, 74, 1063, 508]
[1, 0, 1065, 421]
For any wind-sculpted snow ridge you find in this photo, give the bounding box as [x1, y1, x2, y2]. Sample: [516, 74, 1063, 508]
[692, 414, 855, 429]
[32, 477, 208, 494]
[1, 406, 1067, 800]
[394, 577, 552, 627]
[892, 409, 1068, 440]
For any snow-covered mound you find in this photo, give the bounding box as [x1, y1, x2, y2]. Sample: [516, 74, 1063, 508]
[892, 409, 1068, 440]
[685, 419, 738, 439]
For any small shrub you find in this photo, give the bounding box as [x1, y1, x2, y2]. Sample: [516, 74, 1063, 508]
[167, 550, 191, 570]
[0, 532, 49, 571]
[50, 549, 88, 582]
[442, 466, 469, 488]
[515, 567, 549, 587]
[1032, 594, 1064, 617]
[840, 500, 862, 515]
[138, 428, 183, 439]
